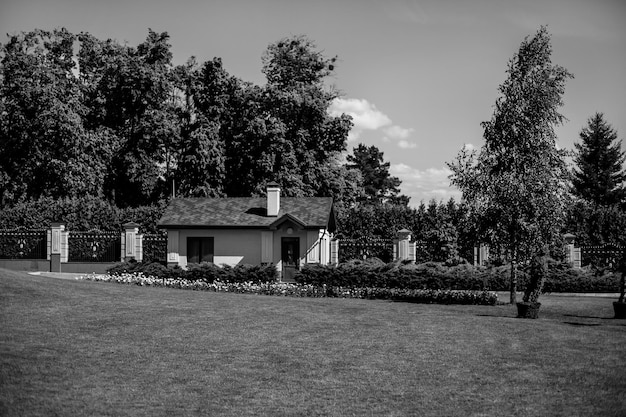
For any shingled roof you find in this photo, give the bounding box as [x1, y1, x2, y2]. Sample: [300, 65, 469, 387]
[158, 197, 336, 231]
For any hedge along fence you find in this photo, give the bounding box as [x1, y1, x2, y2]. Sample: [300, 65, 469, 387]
[294, 259, 622, 293]
[0, 196, 166, 233]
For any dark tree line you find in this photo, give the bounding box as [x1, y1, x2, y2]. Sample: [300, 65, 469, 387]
[0, 29, 409, 211]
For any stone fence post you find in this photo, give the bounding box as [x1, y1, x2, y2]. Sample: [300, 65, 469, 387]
[474, 244, 489, 267]
[50, 223, 64, 272]
[122, 222, 143, 262]
[330, 239, 339, 265]
[394, 229, 413, 262]
[563, 233, 581, 269]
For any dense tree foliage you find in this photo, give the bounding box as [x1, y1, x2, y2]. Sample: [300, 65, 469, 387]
[449, 27, 573, 303]
[337, 198, 472, 264]
[564, 200, 626, 246]
[572, 113, 625, 206]
[78, 29, 179, 206]
[0, 30, 359, 208]
[0, 29, 109, 203]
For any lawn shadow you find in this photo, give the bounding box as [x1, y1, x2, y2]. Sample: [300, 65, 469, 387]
[563, 313, 614, 320]
[476, 313, 518, 320]
[562, 321, 601, 327]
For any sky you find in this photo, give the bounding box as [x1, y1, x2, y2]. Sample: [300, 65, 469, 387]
[1, 0, 625, 206]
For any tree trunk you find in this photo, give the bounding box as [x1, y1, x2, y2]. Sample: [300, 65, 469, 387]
[510, 260, 517, 304]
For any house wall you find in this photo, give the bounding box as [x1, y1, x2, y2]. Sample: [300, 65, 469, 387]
[167, 227, 331, 272]
[171, 229, 262, 268]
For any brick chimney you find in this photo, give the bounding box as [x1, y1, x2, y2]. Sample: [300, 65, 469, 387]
[267, 183, 280, 216]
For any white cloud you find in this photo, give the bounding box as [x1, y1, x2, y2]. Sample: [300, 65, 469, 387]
[463, 143, 476, 151]
[329, 97, 418, 147]
[383, 125, 414, 140]
[398, 140, 417, 149]
[329, 98, 391, 131]
[390, 163, 462, 205]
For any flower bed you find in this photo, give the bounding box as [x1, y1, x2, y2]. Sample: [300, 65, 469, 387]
[76, 272, 498, 306]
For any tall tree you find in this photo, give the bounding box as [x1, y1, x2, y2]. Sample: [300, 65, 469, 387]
[346, 144, 406, 204]
[449, 26, 572, 304]
[252, 35, 352, 197]
[171, 57, 233, 197]
[0, 29, 109, 204]
[174, 118, 225, 197]
[77, 29, 178, 206]
[185, 38, 353, 199]
[572, 113, 625, 206]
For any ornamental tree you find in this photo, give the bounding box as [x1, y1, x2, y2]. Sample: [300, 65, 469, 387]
[449, 26, 573, 304]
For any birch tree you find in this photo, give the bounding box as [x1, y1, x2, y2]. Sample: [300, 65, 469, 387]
[449, 26, 572, 304]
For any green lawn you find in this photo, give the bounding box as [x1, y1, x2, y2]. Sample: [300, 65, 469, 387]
[1, 269, 625, 417]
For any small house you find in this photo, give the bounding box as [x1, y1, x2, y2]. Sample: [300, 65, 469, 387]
[157, 184, 336, 280]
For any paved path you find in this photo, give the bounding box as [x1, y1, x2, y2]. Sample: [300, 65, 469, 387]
[28, 271, 98, 280]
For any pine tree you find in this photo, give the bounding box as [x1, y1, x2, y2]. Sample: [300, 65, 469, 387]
[346, 144, 405, 204]
[572, 113, 626, 206]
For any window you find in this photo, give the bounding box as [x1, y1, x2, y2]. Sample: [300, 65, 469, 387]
[187, 237, 214, 264]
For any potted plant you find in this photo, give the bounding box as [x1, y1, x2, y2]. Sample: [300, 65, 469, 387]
[613, 254, 626, 319]
[517, 247, 548, 319]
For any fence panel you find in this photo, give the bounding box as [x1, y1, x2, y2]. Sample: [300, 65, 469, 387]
[0, 229, 47, 259]
[581, 244, 625, 269]
[68, 231, 121, 263]
[143, 233, 167, 263]
[338, 238, 395, 263]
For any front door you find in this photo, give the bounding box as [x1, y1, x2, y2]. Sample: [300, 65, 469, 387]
[281, 237, 300, 282]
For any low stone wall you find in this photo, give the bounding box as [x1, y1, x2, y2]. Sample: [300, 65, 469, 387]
[0, 259, 50, 272]
[0, 259, 116, 274]
[60, 262, 117, 274]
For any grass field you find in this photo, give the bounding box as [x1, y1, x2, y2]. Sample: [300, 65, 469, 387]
[1, 269, 625, 416]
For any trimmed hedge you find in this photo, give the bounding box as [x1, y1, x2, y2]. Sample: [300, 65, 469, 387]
[294, 259, 621, 293]
[0, 196, 166, 232]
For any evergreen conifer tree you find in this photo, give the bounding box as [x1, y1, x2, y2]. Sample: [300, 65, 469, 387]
[572, 113, 626, 206]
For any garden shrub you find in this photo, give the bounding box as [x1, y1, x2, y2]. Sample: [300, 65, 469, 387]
[107, 260, 182, 278]
[107, 259, 141, 275]
[185, 263, 224, 282]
